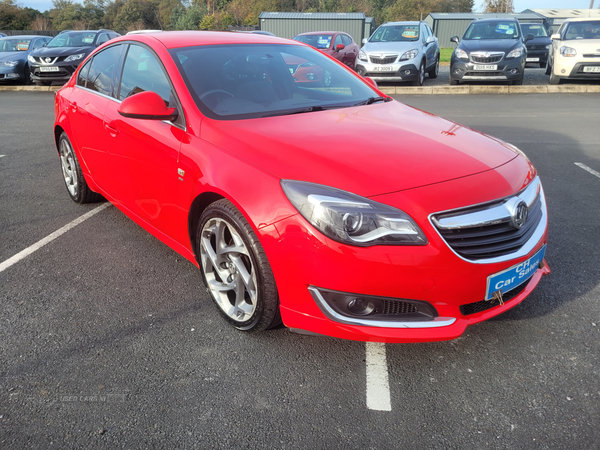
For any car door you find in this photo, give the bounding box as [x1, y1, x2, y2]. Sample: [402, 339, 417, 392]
[341, 34, 357, 67]
[332, 34, 345, 63]
[66, 44, 124, 191]
[103, 43, 187, 239]
[422, 24, 434, 70]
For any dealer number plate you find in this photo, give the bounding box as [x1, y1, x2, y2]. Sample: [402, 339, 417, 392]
[40, 66, 59, 72]
[474, 64, 497, 70]
[372, 66, 394, 72]
[526, 58, 539, 62]
[485, 245, 546, 300]
[583, 66, 600, 73]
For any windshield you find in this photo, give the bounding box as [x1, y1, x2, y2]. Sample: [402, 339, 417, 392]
[0, 39, 32, 52]
[369, 25, 420, 42]
[564, 21, 600, 40]
[464, 21, 520, 40]
[521, 24, 548, 37]
[293, 35, 333, 49]
[47, 31, 96, 48]
[171, 44, 378, 120]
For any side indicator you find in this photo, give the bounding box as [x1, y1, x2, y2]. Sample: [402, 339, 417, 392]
[177, 168, 185, 182]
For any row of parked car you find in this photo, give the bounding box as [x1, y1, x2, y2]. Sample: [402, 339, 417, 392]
[1, 18, 599, 87]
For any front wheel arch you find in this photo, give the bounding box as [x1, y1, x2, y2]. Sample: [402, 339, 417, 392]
[189, 191, 226, 262]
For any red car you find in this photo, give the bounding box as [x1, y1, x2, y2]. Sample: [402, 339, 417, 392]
[54, 31, 550, 343]
[293, 31, 359, 70]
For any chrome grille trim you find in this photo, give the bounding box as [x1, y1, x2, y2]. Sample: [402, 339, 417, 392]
[429, 177, 548, 264]
[369, 55, 398, 65]
[470, 52, 504, 64]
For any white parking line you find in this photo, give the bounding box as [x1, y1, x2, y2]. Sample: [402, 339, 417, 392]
[365, 342, 392, 411]
[0, 203, 111, 274]
[0, 155, 5, 158]
[575, 162, 600, 180]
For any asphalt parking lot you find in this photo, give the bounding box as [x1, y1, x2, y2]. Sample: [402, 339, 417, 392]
[1, 91, 599, 448]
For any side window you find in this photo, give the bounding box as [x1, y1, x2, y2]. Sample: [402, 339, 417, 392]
[422, 25, 429, 43]
[96, 33, 109, 46]
[119, 44, 171, 103]
[342, 34, 352, 45]
[32, 39, 45, 50]
[426, 25, 434, 38]
[77, 59, 91, 87]
[334, 34, 343, 48]
[85, 45, 122, 96]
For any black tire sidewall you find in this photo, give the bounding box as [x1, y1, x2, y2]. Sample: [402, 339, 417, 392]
[59, 133, 84, 203]
[196, 199, 279, 332]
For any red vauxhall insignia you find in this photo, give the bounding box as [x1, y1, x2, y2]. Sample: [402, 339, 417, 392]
[54, 31, 550, 343]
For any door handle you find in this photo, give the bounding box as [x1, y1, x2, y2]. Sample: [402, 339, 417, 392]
[105, 123, 120, 136]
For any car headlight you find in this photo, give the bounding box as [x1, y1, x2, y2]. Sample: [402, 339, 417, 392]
[64, 53, 85, 62]
[560, 46, 577, 57]
[455, 49, 468, 60]
[281, 180, 428, 246]
[358, 50, 367, 62]
[546, 44, 551, 49]
[399, 49, 418, 61]
[0, 61, 19, 67]
[27, 55, 36, 63]
[506, 48, 522, 58]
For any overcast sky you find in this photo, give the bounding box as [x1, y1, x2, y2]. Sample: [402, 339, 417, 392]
[17, 0, 598, 16]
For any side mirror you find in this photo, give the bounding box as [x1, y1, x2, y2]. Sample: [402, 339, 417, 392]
[118, 91, 178, 122]
[524, 33, 535, 43]
[43, 43, 47, 47]
[450, 36, 459, 45]
[551, 33, 560, 40]
[362, 38, 367, 44]
[363, 76, 378, 89]
[335, 43, 345, 51]
[426, 36, 436, 45]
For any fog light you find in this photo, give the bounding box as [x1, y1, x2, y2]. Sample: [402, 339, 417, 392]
[6, 73, 19, 78]
[508, 68, 518, 75]
[348, 298, 375, 316]
[561, 69, 566, 74]
[404, 70, 411, 75]
[453, 68, 463, 75]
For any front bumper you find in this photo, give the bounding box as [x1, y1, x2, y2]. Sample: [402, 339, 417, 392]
[30, 63, 78, 83]
[0, 64, 26, 82]
[260, 160, 550, 343]
[525, 49, 549, 64]
[553, 57, 600, 80]
[356, 60, 420, 82]
[450, 57, 525, 83]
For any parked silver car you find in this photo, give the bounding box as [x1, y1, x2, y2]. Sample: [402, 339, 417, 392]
[355, 21, 440, 85]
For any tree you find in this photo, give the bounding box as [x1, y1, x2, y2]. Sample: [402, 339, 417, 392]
[483, 0, 513, 13]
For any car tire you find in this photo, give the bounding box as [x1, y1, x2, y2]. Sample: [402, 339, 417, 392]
[540, 61, 547, 69]
[428, 56, 439, 79]
[545, 63, 552, 76]
[549, 69, 561, 85]
[413, 60, 425, 86]
[24, 64, 33, 85]
[197, 199, 281, 332]
[58, 132, 103, 204]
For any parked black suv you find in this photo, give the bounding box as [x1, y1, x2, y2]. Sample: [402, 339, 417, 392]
[449, 18, 534, 85]
[520, 23, 551, 68]
[28, 29, 120, 85]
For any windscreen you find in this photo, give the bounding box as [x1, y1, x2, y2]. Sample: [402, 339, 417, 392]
[0, 39, 32, 52]
[464, 21, 520, 40]
[369, 25, 420, 42]
[170, 43, 379, 120]
[564, 21, 600, 40]
[293, 35, 333, 49]
[521, 24, 548, 37]
[47, 31, 96, 48]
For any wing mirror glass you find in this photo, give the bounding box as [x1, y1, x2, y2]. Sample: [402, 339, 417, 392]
[450, 36, 460, 45]
[524, 33, 535, 43]
[118, 91, 178, 122]
[426, 36, 436, 45]
[551, 33, 560, 40]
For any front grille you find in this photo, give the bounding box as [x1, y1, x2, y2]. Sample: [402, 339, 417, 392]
[583, 54, 600, 58]
[370, 55, 397, 64]
[381, 300, 418, 315]
[465, 71, 504, 77]
[471, 53, 504, 64]
[460, 279, 529, 316]
[35, 68, 72, 78]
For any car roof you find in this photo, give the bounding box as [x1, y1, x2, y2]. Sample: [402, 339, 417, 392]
[295, 31, 340, 36]
[563, 17, 600, 23]
[115, 30, 297, 49]
[381, 21, 420, 26]
[0, 35, 48, 39]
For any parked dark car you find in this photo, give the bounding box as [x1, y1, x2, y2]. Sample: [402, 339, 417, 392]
[520, 23, 551, 68]
[0, 35, 51, 84]
[28, 29, 120, 85]
[293, 31, 359, 70]
[450, 18, 534, 85]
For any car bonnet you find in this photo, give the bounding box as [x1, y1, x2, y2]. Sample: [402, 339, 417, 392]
[363, 40, 421, 54]
[200, 100, 521, 198]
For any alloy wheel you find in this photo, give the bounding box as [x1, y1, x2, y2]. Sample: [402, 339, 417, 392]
[60, 138, 78, 197]
[200, 217, 258, 323]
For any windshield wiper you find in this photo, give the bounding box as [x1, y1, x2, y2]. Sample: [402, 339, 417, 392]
[261, 105, 328, 118]
[353, 96, 391, 106]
